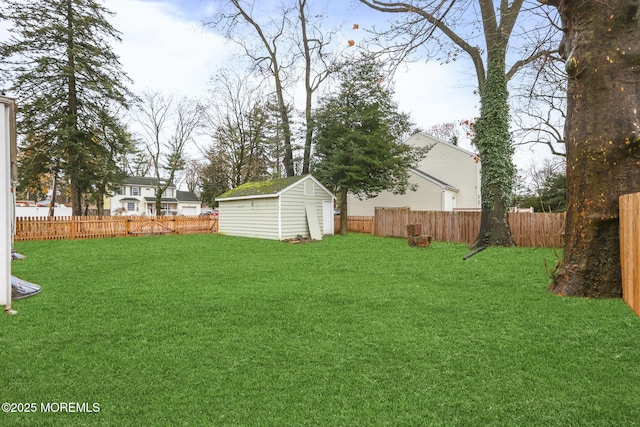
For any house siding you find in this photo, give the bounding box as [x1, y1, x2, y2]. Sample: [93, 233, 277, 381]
[348, 133, 481, 216]
[413, 134, 480, 210]
[218, 197, 280, 240]
[106, 178, 201, 216]
[348, 173, 446, 216]
[279, 180, 331, 239]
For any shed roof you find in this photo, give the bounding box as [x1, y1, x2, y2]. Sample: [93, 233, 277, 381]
[217, 175, 335, 201]
[218, 175, 305, 199]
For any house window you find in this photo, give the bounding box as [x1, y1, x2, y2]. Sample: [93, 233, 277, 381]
[127, 202, 136, 211]
[131, 187, 140, 196]
[162, 188, 174, 198]
[116, 187, 124, 195]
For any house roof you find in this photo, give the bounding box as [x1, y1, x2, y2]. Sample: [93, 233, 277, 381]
[411, 168, 458, 192]
[217, 175, 335, 201]
[125, 176, 176, 188]
[144, 197, 178, 203]
[410, 131, 479, 158]
[176, 190, 200, 202]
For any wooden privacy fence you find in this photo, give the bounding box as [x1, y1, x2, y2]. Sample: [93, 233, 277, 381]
[620, 193, 640, 316]
[334, 216, 374, 234]
[368, 207, 565, 248]
[14, 215, 218, 241]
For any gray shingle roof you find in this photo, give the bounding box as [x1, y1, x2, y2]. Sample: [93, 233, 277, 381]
[176, 190, 200, 202]
[125, 176, 175, 188]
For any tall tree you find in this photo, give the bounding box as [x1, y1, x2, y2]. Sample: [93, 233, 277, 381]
[212, 0, 296, 177]
[182, 159, 202, 194]
[206, 71, 272, 187]
[15, 133, 52, 202]
[541, 0, 640, 297]
[511, 50, 567, 157]
[358, 0, 560, 247]
[118, 137, 152, 178]
[136, 92, 204, 216]
[0, 0, 133, 216]
[516, 157, 566, 212]
[296, 0, 339, 174]
[86, 106, 132, 217]
[313, 56, 425, 235]
[199, 146, 231, 208]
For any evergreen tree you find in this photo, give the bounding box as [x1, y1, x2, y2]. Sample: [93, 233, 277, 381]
[313, 56, 424, 235]
[0, 0, 133, 215]
[198, 146, 231, 208]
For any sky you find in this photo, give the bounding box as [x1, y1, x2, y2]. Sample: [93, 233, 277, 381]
[107, 0, 481, 133]
[1, 0, 551, 173]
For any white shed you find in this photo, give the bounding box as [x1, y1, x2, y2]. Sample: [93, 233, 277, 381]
[216, 175, 336, 241]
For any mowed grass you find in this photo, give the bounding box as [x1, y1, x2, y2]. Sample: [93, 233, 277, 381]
[2, 233, 640, 426]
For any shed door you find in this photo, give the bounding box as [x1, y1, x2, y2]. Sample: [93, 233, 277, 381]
[323, 200, 334, 236]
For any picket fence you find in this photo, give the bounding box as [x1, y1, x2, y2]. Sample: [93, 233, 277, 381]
[14, 215, 218, 241]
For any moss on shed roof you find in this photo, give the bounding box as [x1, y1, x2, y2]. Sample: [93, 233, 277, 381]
[217, 175, 307, 199]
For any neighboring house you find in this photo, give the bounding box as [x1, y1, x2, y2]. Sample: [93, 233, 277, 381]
[176, 190, 202, 216]
[105, 177, 202, 216]
[347, 132, 482, 216]
[216, 174, 336, 241]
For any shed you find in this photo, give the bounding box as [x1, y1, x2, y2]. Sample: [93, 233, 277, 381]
[216, 175, 336, 241]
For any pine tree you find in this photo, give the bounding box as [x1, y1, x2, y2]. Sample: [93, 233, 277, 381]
[0, 0, 133, 215]
[313, 56, 425, 235]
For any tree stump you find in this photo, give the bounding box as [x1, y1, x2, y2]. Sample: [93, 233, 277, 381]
[408, 235, 432, 247]
[407, 224, 422, 237]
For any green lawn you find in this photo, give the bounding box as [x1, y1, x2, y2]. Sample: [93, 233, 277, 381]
[2, 233, 640, 426]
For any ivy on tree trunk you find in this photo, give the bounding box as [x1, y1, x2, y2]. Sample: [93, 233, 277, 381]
[471, 48, 515, 248]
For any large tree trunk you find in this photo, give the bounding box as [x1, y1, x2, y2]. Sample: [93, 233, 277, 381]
[473, 183, 514, 247]
[48, 174, 57, 218]
[471, 48, 515, 248]
[339, 188, 348, 236]
[70, 171, 83, 216]
[66, 0, 83, 217]
[548, 0, 640, 297]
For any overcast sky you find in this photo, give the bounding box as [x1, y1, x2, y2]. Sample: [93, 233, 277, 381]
[1, 0, 549, 171]
[108, 0, 481, 132]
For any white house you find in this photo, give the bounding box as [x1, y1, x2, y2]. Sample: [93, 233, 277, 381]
[216, 175, 336, 241]
[347, 132, 482, 216]
[106, 177, 202, 216]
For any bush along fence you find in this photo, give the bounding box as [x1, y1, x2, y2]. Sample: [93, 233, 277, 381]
[338, 207, 565, 248]
[14, 215, 218, 241]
